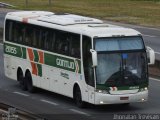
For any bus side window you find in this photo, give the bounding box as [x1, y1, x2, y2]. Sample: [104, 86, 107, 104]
[63, 35, 70, 56]
[32, 26, 40, 48]
[38, 30, 43, 49]
[55, 31, 60, 53]
[42, 30, 50, 50]
[24, 25, 32, 46]
[5, 20, 11, 41]
[56, 31, 68, 55]
[17, 23, 24, 44]
[49, 30, 56, 52]
[70, 34, 80, 58]
[6, 20, 25, 44]
[12, 22, 19, 43]
[82, 36, 94, 86]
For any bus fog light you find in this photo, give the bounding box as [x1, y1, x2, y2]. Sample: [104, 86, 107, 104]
[144, 87, 148, 90]
[100, 101, 104, 104]
[141, 98, 145, 102]
[98, 90, 102, 93]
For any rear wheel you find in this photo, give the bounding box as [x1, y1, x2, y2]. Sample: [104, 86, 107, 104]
[74, 87, 85, 108]
[25, 72, 35, 93]
[17, 69, 27, 91]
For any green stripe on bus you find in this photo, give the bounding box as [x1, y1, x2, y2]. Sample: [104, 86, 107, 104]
[22, 47, 26, 59]
[37, 63, 42, 77]
[4, 42, 81, 74]
[4, 43, 22, 58]
[44, 53, 81, 73]
[33, 50, 39, 62]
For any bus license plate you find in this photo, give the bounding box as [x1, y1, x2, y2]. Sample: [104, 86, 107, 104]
[120, 97, 129, 100]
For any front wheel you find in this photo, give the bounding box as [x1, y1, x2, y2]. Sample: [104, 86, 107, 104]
[75, 87, 86, 108]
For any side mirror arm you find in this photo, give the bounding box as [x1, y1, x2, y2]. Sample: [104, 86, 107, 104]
[90, 49, 98, 67]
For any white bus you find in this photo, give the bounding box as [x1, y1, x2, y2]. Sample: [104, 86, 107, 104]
[4, 11, 155, 107]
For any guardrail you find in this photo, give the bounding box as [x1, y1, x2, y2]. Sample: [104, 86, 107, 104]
[0, 2, 15, 8]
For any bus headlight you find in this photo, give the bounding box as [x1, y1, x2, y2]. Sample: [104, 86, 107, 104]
[138, 87, 148, 92]
[95, 89, 109, 94]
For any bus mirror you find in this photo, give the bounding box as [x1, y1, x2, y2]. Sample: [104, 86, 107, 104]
[146, 46, 155, 65]
[90, 49, 98, 67]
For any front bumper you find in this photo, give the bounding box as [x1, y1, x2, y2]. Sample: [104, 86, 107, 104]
[94, 90, 148, 105]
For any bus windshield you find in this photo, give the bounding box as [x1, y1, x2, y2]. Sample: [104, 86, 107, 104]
[94, 37, 147, 88]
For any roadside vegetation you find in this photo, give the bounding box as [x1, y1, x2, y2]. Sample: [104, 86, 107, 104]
[1, 0, 160, 27]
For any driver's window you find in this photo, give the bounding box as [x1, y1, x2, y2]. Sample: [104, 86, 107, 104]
[82, 36, 94, 86]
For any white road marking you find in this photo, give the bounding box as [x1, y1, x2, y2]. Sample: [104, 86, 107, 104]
[41, 99, 58, 106]
[0, 2, 15, 7]
[70, 109, 90, 116]
[150, 77, 160, 82]
[142, 34, 157, 38]
[13, 91, 29, 97]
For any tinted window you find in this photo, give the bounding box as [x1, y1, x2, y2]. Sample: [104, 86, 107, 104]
[70, 34, 80, 58]
[55, 31, 80, 58]
[5, 20, 13, 41]
[5, 20, 80, 58]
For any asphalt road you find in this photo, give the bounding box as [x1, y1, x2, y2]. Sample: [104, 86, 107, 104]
[0, 44, 160, 120]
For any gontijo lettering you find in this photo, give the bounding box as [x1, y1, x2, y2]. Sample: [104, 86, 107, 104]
[56, 58, 75, 70]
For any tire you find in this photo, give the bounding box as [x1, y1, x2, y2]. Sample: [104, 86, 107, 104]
[17, 69, 27, 91]
[74, 87, 85, 108]
[25, 72, 35, 93]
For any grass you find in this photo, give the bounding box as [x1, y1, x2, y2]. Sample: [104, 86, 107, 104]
[1, 0, 160, 27]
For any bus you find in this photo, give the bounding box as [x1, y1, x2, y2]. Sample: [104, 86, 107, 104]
[4, 11, 155, 108]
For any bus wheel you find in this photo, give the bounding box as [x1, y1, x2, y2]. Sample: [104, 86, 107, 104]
[75, 87, 85, 108]
[17, 69, 27, 91]
[25, 72, 35, 93]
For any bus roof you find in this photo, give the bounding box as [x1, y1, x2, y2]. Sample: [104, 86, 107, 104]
[6, 11, 141, 37]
